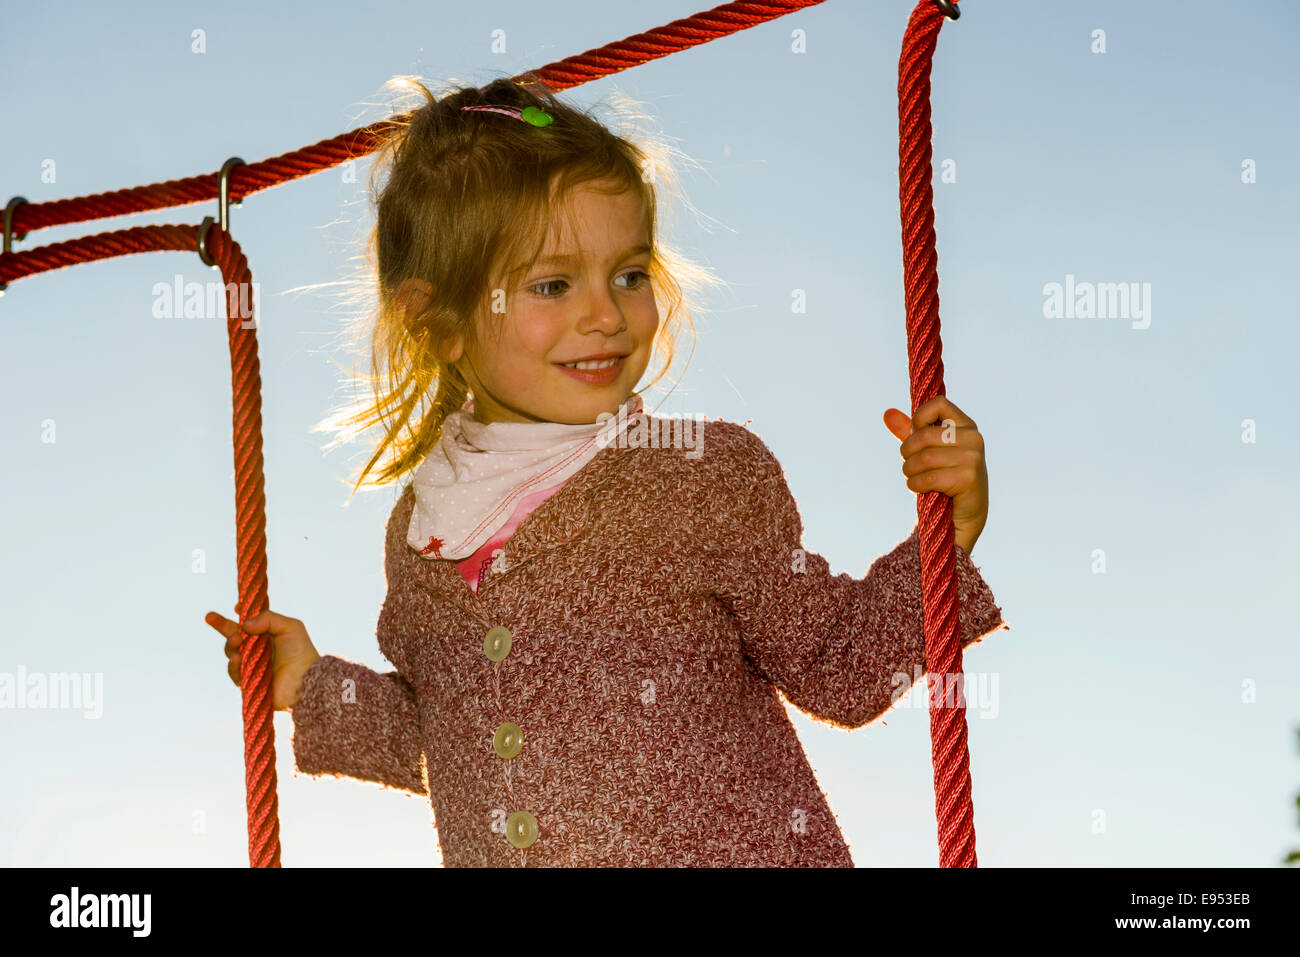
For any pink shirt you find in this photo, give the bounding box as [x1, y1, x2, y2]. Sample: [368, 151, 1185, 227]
[455, 481, 568, 593]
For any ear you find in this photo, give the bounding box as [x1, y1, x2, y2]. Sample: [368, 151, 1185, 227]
[396, 278, 464, 365]
[396, 277, 433, 329]
[437, 333, 465, 366]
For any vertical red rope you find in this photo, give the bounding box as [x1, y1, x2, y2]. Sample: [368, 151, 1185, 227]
[898, 0, 976, 867]
[0, 223, 282, 866]
[204, 225, 282, 868]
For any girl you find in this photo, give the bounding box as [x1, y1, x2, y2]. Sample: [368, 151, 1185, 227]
[204, 76, 1007, 867]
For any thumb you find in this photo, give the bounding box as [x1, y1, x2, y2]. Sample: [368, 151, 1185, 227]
[240, 609, 299, 637]
[237, 610, 272, 634]
[883, 408, 910, 441]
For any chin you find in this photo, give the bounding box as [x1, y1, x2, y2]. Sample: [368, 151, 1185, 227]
[572, 397, 629, 425]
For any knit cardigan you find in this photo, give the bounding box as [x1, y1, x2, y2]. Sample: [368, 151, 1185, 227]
[289, 416, 1009, 867]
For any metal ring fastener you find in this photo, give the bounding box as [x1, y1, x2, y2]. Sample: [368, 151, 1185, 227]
[198, 157, 246, 267]
[1, 196, 28, 293]
[3, 196, 27, 255]
[934, 0, 960, 20]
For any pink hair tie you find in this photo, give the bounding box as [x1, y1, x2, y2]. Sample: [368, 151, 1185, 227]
[459, 104, 554, 127]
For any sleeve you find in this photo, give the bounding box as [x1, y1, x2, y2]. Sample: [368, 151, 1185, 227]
[288, 654, 428, 796]
[709, 426, 1009, 730]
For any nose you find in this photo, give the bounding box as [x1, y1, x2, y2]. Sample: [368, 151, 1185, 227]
[576, 280, 627, 336]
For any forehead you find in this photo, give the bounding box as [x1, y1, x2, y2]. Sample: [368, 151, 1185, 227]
[543, 180, 649, 253]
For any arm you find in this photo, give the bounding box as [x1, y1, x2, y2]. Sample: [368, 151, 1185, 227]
[289, 654, 428, 796]
[710, 426, 1008, 730]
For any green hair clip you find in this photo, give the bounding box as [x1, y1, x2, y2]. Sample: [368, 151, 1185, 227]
[460, 104, 554, 127]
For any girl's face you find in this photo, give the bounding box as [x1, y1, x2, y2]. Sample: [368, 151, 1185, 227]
[450, 179, 660, 425]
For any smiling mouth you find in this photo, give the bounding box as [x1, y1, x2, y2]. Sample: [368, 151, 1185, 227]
[553, 355, 628, 384]
[557, 357, 623, 370]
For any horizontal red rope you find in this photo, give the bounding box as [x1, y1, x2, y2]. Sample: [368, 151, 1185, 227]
[0, 223, 200, 284]
[5, 0, 827, 241]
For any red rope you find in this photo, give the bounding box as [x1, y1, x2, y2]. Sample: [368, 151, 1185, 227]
[6, 1, 828, 239]
[1, 0, 980, 869]
[898, 0, 976, 867]
[0, 225, 282, 867]
[199, 225, 282, 870]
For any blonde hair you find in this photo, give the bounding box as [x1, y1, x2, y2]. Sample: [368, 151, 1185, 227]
[312, 74, 724, 501]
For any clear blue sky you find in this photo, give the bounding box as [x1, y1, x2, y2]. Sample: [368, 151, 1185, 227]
[2, 0, 1297, 867]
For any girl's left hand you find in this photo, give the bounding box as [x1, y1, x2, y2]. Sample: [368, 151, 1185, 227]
[882, 395, 988, 555]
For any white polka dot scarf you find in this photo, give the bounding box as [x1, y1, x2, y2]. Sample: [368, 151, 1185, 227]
[406, 392, 645, 560]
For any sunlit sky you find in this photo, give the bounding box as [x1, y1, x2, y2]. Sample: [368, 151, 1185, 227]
[3, 0, 1298, 867]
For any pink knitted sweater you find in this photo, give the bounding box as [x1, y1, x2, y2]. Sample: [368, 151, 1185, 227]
[457, 483, 566, 593]
[289, 417, 1009, 866]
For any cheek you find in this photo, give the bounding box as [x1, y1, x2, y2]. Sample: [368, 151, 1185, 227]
[633, 298, 661, 341]
[506, 304, 564, 360]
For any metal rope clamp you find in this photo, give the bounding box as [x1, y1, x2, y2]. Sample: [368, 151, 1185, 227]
[198, 157, 246, 267]
[1, 196, 29, 294]
[933, 0, 960, 19]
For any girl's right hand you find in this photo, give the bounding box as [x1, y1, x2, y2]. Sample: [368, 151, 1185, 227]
[203, 609, 322, 712]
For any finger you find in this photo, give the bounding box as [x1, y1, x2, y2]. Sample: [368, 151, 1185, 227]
[893, 409, 921, 440]
[236, 610, 269, 633]
[241, 609, 299, 636]
[900, 422, 983, 459]
[205, 612, 250, 646]
[906, 464, 975, 497]
[222, 610, 282, 637]
[883, 412, 903, 442]
[902, 446, 980, 478]
[207, 612, 264, 651]
[912, 395, 975, 432]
